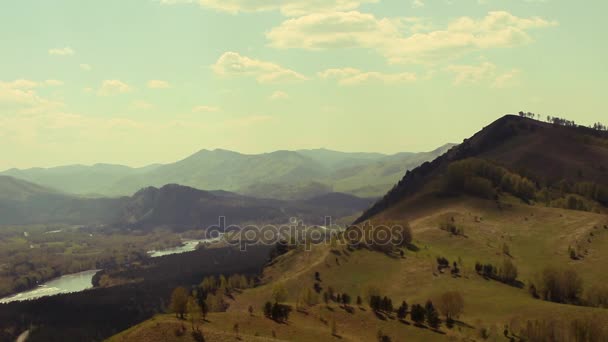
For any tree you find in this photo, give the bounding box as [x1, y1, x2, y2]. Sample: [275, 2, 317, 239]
[323, 291, 330, 306]
[377, 330, 392, 342]
[425, 300, 441, 329]
[436, 291, 464, 322]
[502, 243, 511, 257]
[331, 318, 338, 336]
[272, 283, 288, 303]
[233, 323, 239, 339]
[248, 305, 254, 316]
[397, 301, 408, 321]
[200, 276, 217, 294]
[170, 287, 189, 319]
[356, 295, 363, 306]
[499, 259, 518, 284]
[263, 301, 273, 318]
[341, 293, 351, 307]
[187, 296, 202, 331]
[410, 304, 426, 325]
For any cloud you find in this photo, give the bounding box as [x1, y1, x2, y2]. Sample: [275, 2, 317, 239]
[445, 62, 520, 87]
[48, 47, 75, 56]
[412, 0, 424, 8]
[131, 100, 154, 110]
[160, 0, 379, 16]
[44, 80, 64, 86]
[492, 69, 521, 88]
[98, 80, 132, 96]
[318, 67, 417, 85]
[147, 80, 171, 89]
[80, 64, 92, 71]
[446, 62, 496, 85]
[0, 80, 64, 114]
[223, 115, 272, 127]
[192, 105, 220, 112]
[212, 52, 308, 84]
[267, 11, 557, 64]
[269, 90, 289, 100]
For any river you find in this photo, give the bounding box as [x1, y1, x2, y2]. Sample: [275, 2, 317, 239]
[147, 236, 223, 258]
[0, 269, 100, 304]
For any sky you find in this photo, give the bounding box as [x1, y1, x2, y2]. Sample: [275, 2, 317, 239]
[1, 0, 606, 169]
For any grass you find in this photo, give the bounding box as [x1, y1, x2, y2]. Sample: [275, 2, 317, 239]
[107, 195, 608, 341]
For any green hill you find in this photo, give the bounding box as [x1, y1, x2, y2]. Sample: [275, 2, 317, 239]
[106, 115, 608, 341]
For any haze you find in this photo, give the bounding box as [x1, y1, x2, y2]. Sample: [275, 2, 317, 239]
[1, 0, 607, 169]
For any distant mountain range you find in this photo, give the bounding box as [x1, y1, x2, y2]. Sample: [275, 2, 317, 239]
[1, 145, 456, 200]
[0, 176, 374, 228]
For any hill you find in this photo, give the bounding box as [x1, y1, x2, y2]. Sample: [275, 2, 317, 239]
[106, 115, 608, 341]
[356, 115, 608, 224]
[0, 176, 125, 225]
[119, 184, 374, 230]
[1, 146, 454, 200]
[1, 163, 159, 197]
[0, 178, 373, 228]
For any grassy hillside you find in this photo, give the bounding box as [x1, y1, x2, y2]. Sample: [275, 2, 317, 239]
[106, 116, 608, 341]
[108, 198, 608, 341]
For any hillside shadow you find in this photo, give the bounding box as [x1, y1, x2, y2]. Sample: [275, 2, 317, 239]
[406, 243, 420, 252]
[374, 311, 387, 321]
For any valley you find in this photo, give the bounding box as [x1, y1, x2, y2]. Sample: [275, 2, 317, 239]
[1, 115, 608, 342]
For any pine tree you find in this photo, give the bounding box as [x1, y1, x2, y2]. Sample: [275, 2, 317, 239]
[397, 301, 408, 320]
[425, 300, 441, 329]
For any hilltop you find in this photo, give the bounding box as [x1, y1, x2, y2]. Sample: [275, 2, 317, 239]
[106, 115, 608, 341]
[356, 115, 608, 223]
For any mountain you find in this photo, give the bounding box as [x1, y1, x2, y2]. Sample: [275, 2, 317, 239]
[0, 177, 373, 228]
[0, 176, 125, 225]
[106, 149, 330, 198]
[355, 115, 608, 224]
[0, 146, 455, 200]
[118, 184, 374, 230]
[329, 143, 456, 197]
[1, 163, 160, 197]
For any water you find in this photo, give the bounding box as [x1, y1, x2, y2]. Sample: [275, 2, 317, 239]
[0, 269, 100, 304]
[147, 236, 223, 258]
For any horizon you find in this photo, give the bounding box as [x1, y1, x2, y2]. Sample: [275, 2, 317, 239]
[2, 1, 607, 169]
[1, 142, 459, 171]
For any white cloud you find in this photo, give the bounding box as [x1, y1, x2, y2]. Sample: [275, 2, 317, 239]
[446, 62, 496, 85]
[212, 52, 308, 84]
[98, 80, 132, 96]
[267, 11, 557, 64]
[223, 115, 272, 127]
[412, 0, 424, 8]
[48, 47, 75, 56]
[44, 80, 64, 86]
[318, 67, 417, 85]
[147, 80, 171, 89]
[0, 80, 64, 114]
[192, 105, 220, 113]
[80, 64, 92, 71]
[492, 69, 521, 88]
[446, 62, 520, 88]
[131, 100, 154, 110]
[269, 90, 289, 100]
[160, 0, 379, 16]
